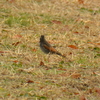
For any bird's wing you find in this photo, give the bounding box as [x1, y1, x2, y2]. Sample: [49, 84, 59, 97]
[43, 44, 58, 53]
[43, 44, 66, 57]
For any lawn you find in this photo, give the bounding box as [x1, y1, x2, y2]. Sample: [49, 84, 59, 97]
[0, 0, 100, 100]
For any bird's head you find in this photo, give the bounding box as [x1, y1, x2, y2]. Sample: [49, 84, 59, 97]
[40, 35, 45, 42]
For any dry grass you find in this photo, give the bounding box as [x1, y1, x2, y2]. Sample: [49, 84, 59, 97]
[0, 0, 100, 100]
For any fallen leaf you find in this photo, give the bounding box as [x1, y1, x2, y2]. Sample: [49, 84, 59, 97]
[27, 80, 34, 83]
[59, 72, 70, 77]
[0, 51, 9, 53]
[39, 86, 45, 89]
[12, 41, 21, 46]
[7, 93, 11, 96]
[79, 95, 87, 100]
[74, 92, 79, 95]
[97, 43, 100, 45]
[51, 20, 62, 24]
[58, 68, 67, 71]
[74, 31, 79, 34]
[71, 73, 81, 79]
[40, 61, 44, 66]
[68, 45, 78, 49]
[62, 88, 67, 92]
[88, 42, 100, 46]
[88, 89, 93, 94]
[32, 48, 37, 52]
[92, 71, 97, 75]
[6, 0, 16, 3]
[12, 34, 22, 39]
[13, 60, 19, 63]
[0, 51, 6, 53]
[35, 81, 40, 84]
[95, 88, 100, 95]
[78, 0, 84, 4]
[68, 52, 72, 55]
[85, 26, 89, 29]
[74, 31, 83, 34]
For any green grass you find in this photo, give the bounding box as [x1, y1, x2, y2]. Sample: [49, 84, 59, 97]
[79, 7, 100, 14]
[4, 13, 32, 27]
[0, 0, 100, 100]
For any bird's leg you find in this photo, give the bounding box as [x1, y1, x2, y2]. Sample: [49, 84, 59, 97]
[47, 52, 51, 62]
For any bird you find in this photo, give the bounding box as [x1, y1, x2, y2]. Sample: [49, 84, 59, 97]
[40, 35, 65, 57]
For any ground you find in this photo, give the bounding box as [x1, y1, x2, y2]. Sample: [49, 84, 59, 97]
[0, 0, 100, 100]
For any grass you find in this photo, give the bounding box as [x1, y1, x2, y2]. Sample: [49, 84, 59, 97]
[0, 0, 100, 100]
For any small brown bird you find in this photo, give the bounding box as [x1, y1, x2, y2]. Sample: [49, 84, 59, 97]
[40, 35, 65, 57]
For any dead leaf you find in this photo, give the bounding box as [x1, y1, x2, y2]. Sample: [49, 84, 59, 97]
[68, 45, 78, 49]
[40, 61, 44, 66]
[13, 60, 19, 63]
[0, 51, 6, 53]
[97, 43, 100, 45]
[0, 51, 9, 53]
[92, 71, 97, 75]
[74, 31, 79, 34]
[51, 20, 62, 24]
[12, 41, 21, 46]
[95, 88, 100, 95]
[85, 26, 89, 29]
[71, 73, 81, 79]
[61, 87, 68, 92]
[39, 86, 45, 89]
[32, 48, 37, 52]
[79, 95, 87, 100]
[88, 89, 93, 94]
[59, 72, 70, 77]
[35, 82, 40, 84]
[74, 31, 83, 34]
[78, 0, 84, 4]
[7, 93, 11, 96]
[27, 80, 34, 83]
[92, 71, 100, 76]
[12, 34, 22, 39]
[88, 42, 100, 46]
[68, 52, 72, 55]
[6, 0, 16, 3]
[74, 92, 79, 95]
[58, 68, 67, 71]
